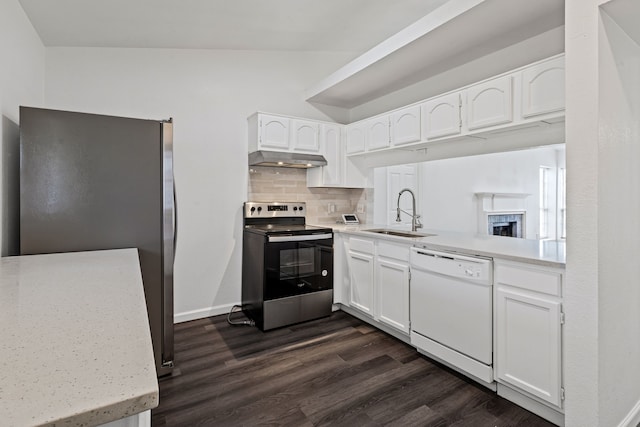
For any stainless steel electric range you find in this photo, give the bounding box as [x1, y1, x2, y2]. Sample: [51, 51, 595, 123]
[242, 202, 334, 331]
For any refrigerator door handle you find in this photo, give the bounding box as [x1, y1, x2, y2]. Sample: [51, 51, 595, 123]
[161, 119, 175, 371]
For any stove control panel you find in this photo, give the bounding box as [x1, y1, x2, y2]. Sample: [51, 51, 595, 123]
[245, 202, 306, 218]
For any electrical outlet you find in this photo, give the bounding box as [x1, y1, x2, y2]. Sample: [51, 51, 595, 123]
[327, 203, 336, 213]
[357, 203, 365, 214]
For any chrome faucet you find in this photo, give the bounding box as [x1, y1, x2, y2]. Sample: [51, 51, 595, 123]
[396, 188, 423, 232]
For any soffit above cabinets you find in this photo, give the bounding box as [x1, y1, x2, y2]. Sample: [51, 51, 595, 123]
[601, 0, 640, 46]
[305, 0, 565, 109]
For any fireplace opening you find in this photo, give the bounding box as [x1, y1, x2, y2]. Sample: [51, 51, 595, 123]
[487, 213, 524, 238]
[492, 222, 518, 237]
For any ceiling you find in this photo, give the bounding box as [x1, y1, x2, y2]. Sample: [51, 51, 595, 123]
[18, 0, 450, 51]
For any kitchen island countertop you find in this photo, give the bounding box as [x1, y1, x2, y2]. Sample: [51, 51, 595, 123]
[328, 224, 565, 268]
[0, 248, 158, 426]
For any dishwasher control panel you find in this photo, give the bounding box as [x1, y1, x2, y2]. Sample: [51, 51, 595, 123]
[410, 248, 492, 284]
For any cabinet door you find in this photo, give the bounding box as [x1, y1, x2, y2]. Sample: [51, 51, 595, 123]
[391, 105, 421, 146]
[376, 257, 410, 333]
[466, 75, 513, 131]
[495, 286, 562, 407]
[521, 56, 565, 118]
[346, 122, 366, 154]
[422, 93, 461, 139]
[259, 114, 290, 149]
[291, 119, 320, 152]
[320, 124, 342, 185]
[348, 251, 374, 315]
[308, 124, 343, 187]
[367, 116, 390, 151]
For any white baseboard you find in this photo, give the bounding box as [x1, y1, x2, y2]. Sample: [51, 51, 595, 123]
[618, 398, 640, 427]
[174, 303, 238, 324]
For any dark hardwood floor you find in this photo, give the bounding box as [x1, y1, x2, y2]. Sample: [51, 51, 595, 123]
[152, 311, 555, 427]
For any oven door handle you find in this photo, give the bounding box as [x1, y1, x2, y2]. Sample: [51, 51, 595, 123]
[268, 233, 333, 243]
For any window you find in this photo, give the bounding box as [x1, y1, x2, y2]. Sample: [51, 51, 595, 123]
[557, 167, 566, 240]
[539, 165, 566, 241]
[539, 166, 551, 239]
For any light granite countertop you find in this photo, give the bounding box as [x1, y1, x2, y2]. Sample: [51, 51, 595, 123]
[327, 224, 566, 268]
[0, 248, 159, 427]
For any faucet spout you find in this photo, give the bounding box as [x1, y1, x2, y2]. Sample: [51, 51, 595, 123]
[396, 188, 422, 232]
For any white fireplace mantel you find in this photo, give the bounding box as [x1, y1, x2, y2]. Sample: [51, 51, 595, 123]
[475, 192, 531, 237]
[474, 192, 531, 212]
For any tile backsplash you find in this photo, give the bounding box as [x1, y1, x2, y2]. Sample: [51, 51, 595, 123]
[248, 166, 371, 225]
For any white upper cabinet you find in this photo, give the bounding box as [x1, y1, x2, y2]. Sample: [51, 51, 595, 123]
[307, 124, 342, 187]
[466, 75, 513, 131]
[521, 55, 565, 119]
[367, 115, 391, 151]
[291, 119, 320, 152]
[346, 122, 367, 154]
[248, 113, 320, 154]
[422, 92, 462, 140]
[256, 114, 290, 150]
[391, 105, 421, 146]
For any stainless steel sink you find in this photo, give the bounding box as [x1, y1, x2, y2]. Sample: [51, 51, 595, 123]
[363, 229, 437, 239]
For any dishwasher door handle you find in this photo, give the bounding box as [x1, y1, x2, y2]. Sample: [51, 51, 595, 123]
[414, 250, 454, 261]
[415, 250, 436, 257]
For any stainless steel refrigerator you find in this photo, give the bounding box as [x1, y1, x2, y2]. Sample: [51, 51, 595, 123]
[19, 106, 175, 377]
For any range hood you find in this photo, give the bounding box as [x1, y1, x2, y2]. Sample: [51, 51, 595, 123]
[248, 150, 327, 168]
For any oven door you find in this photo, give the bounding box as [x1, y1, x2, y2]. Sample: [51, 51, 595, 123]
[264, 233, 333, 300]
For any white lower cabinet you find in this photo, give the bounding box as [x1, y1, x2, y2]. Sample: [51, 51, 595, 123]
[494, 260, 564, 410]
[337, 235, 565, 425]
[347, 237, 375, 315]
[344, 236, 410, 335]
[375, 242, 410, 333]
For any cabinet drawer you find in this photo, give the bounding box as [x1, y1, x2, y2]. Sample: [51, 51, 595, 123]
[349, 237, 375, 255]
[494, 262, 562, 296]
[377, 241, 410, 262]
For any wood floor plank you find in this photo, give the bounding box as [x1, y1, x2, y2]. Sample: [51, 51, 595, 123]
[152, 311, 556, 427]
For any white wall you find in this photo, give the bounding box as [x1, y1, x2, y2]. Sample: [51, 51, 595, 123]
[44, 47, 354, 322]
[410, 146, 562, 238]
[598, 8, 640, 425]
[565, 0, 605, 425]
[0, 0, 45, 256]
[566, 0, 640, 425]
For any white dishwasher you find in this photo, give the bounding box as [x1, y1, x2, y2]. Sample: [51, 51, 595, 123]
[410, 247, 494, 384]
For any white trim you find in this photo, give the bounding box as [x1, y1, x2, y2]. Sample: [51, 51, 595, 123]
[174, 303, 237, 324]
[411, 331, 494, 384]
[617, 398, 640, 427]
